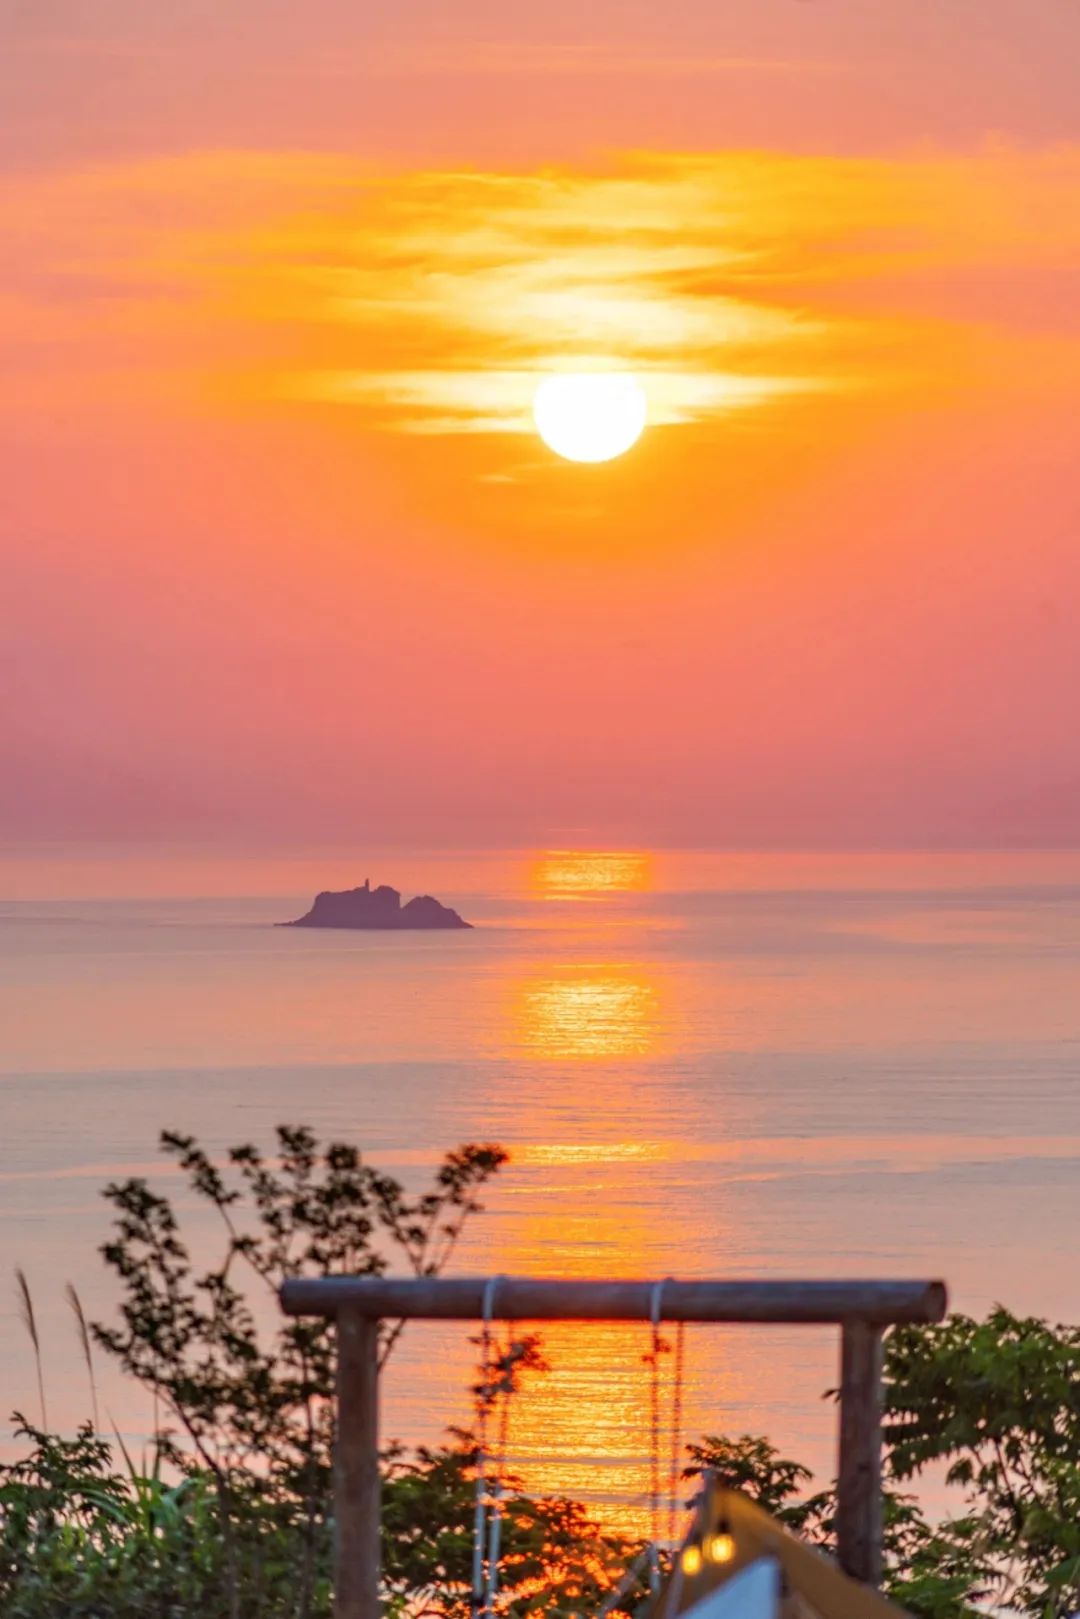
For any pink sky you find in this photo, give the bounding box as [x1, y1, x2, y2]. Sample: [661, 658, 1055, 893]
[3, 2, 1080, 848]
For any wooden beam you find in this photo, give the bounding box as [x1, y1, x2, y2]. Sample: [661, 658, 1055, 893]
[335, 1309, 381, 1619]
[281, 1275, 946, 1326]
[836, 1319, 884, 1587]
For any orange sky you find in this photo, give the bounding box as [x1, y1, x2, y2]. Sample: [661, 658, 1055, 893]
[3, 3, 1080, 846]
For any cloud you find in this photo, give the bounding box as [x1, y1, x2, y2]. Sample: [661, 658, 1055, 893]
[4, 145, 1080, 434]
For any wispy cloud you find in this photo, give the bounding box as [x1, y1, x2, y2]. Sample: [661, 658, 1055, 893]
[4, 146, 1080, 435]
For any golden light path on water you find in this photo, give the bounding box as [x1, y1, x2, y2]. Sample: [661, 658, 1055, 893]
[483, 1150, 708, 1538]
[7, 848, 1080, 1535]
[490, 850, 699, 1533]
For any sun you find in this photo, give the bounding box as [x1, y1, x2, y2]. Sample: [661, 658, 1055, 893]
[533, 373, 647, 463]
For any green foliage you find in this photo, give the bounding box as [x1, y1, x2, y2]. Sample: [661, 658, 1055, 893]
[683, 1433, 814, 1524]
[94, 1128, 508, 1478]
[85, 1125, 508, 1618]
[0, 1414, 242, 1618]
[681, 1432, 985, 1616]
[886, 1306, 1080, 1617]
[0, 1414, 645, 1619]
[8, 1125, 1080, 1619]
[4, 1126, 646, 1618]
[879, 1506, 991, 1619]
[383, 1432, 643, 1619]
[678, 1314, 1080, 1618]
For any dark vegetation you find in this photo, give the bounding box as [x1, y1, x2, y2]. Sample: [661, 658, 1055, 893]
[4, 1126, 1080, 1617]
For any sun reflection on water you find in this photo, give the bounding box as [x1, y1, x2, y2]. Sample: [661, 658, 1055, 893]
[474, 1022, 710, 1533]
[489, 1319, 687, 1537]
[514, 1140, 675, 1166]
[515, 970, 661, 1058]
[532, 850, 652, 898]
[479, 1139, 724, 1537]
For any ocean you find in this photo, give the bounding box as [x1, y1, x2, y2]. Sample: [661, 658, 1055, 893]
[3, 847, 1080, 1528]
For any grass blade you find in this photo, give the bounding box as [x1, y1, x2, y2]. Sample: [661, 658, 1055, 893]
[66, 1281, 100, 1431]
[15, 1267, 47, 1430]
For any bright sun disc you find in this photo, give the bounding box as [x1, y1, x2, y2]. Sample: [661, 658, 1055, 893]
[533, 373, 647, 463]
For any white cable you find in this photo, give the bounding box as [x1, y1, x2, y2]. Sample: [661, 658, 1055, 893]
[669, 1318, 686, 1542]
[647, 1279, 666, 1593]
[661, 1509, 699, 1619]
[483, 1276, 509, 1617]
[485, 1476, 505, 1615]
[597, 1546, 653, 1619]
[471, 1275, 502, 1614]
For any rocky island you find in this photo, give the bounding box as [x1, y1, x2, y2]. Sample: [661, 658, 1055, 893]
[280, 880, 472, 930]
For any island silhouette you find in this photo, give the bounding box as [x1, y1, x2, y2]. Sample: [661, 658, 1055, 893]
[281, 880, 472, 930]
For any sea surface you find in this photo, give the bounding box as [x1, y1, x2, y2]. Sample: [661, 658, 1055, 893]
[3, 848, 1080, 1530]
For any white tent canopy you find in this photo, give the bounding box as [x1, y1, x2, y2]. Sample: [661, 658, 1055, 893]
[681, 1558, 783, 1619]
[647, 1486, 912, 1619]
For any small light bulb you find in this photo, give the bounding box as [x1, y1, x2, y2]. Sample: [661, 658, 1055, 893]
[706, 1532, 735, 1564]
[682, 1545, 703, 1576]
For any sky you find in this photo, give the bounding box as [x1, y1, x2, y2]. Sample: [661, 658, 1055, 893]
[3, 0, 1080, 849]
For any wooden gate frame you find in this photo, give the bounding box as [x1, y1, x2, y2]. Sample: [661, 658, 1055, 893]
[280, 1275, 947, 1619]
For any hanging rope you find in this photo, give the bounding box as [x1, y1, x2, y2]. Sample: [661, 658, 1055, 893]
[483, 1325, 513, 1619]
[648, 1278, 666, 1594]
[599, 1297, 687, 1619]
[471, 1275, 503, 1616]
[668, 1319, 686, 1544]
[661, 1498, 700, 1619]
[597, 1546, 655, 1619]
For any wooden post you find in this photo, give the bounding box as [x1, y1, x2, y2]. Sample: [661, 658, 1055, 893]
[335, 1308, 381, 1619]
[836, 1318, 884, 1587]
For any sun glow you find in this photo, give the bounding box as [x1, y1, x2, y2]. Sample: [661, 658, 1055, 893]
[533, 850, 652, 897]
[533, 373, 647, 462]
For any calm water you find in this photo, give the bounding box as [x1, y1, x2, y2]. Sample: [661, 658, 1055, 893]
[3, 848, 1080, 1528]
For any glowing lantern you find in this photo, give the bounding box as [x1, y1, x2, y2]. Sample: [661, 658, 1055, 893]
[682, 1545, 704, 1576]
